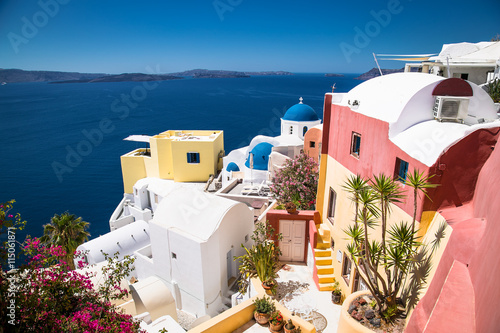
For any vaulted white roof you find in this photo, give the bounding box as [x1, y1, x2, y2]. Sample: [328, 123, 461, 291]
[152, 188, 243, 241]
[77, 220, 150, 264]
[338, 73, 443, 124]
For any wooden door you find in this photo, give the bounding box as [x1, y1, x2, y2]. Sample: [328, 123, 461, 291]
[279, 220, 306, 262]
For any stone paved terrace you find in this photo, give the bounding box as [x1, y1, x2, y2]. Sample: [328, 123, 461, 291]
[233, 263, 342, 333]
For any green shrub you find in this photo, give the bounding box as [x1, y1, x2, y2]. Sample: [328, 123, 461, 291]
[487, 79, 500, 103]
[253, 295, 276, 314]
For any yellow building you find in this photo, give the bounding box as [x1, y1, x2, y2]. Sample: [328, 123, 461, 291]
[120, 130, 224, 193]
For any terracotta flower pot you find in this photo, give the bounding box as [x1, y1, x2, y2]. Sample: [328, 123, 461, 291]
[269, 322, 284, 332]
[283, 318, 296, 333]
[254, 311, 271, 325]
[262, 280, 276, 296]
[285, 202, 297, 214]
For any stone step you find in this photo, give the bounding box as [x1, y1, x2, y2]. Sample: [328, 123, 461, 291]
[316, 265, 334, 275]
[319, 282, 335, 291]
[318, 274, 335, 283]
[318, 227, 330, 240]
[316, 257, 333, 265]
[314, 248, 332, 257]
[316, 238, 330, 249]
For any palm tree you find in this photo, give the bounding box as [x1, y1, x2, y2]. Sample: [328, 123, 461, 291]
[40, 212, 90, 270]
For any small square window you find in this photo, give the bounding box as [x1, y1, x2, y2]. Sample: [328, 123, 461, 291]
[350, 132, 361, 158]
[171, 252, 177, 259]
[309, 141, 316, 148]
[394, 158, 409, 182]
[289, 126, 293, 135]
[187, 152, 200, 164]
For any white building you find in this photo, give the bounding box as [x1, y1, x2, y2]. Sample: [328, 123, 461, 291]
[133, 187, 255, 317]
[405, 41, 500, 85]
[281, 97, 321, 139]
[221, 97, 321, 186]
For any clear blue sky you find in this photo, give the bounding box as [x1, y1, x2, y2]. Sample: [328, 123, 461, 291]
[1, 0, 499, 74]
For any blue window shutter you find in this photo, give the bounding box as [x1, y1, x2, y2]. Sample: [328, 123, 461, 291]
[187, 152, 200, 163]
[398, 160, 409, 181]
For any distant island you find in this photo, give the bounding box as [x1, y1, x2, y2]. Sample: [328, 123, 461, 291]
[170, 69, 293, 78]
[245, 71, 293, 76]
[0, 68, 294, 83]
[0, 69, 107, 83]
[355, 68, 404, 80]
[50, 73, 182, 84]
[325, 73, 344, 77]
[169, 69, 250, 78]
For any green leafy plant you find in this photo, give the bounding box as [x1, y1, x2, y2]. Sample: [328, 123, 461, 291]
[253, 295, 276, 314]
[269, 310, 284, 325]
[343, 171, 444, 322]
[235, 221, 282, 294]
[332, 281, 342, 296]
[487, 79, 500, 103]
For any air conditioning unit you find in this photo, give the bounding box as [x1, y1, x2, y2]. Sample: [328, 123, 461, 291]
[433, 96, 469, 122]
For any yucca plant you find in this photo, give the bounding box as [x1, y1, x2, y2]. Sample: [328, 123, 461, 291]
[343, 171, 444, 322]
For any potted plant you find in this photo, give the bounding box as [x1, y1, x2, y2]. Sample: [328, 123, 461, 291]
[331, 281, 342, 304]
[235, 221, 283, 295]
[262, 278, 278, 296]
[253, 295, 276, 325]
[285, 201, 297, 214]
[284, 318, 296, 333]
[268, 310, 284, 332]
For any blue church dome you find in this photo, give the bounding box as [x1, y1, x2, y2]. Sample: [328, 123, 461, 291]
[282, 98, 319, 122]
[226, 162, 240, 172]
[244, 142, 274, 171]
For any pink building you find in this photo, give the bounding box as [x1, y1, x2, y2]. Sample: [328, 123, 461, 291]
[314, 72, 500, 331]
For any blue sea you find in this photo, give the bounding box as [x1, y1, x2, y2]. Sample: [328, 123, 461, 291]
[0, 73, 361, 242]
